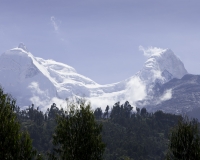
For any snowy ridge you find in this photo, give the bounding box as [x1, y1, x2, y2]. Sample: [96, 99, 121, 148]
[0, 44, 188, 110]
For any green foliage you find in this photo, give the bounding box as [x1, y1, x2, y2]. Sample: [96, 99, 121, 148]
[19, 104, 62, 157]
[94, 107, 103, 119]
[102, 109, 181, 160]
[166, 116, 200, 160]
[16, 100, 184, 160]
[104, 105, 110, 118]
[51, 102, 105, 160]
[110, 101, 133, 123]
[0, 87, 36, 160]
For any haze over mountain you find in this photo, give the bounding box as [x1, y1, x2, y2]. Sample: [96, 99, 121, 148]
[0, 43, 188, 112]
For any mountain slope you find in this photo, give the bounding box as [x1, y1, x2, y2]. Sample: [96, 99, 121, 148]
[140, 74, 200, 114]
[0, 43, 58, 108]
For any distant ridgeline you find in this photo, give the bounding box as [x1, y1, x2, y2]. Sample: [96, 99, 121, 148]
[17, 101, 182, 160]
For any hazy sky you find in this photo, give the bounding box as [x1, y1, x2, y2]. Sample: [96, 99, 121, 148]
[0, 0, 200, 84]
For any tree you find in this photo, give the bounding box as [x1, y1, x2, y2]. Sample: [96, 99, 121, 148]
[166, 116, 200, 160]
[94, 107, 103, 119]
[123, 101, 133, 117]
[104, 105, 109, 118]
[0, 87, 36, 159]
[110, 102, 121, 119]
[136, 107, 140, 114]
[51, 101, 105, 160]
[48, 103, 59, 120]
[140, 107, 147, 116]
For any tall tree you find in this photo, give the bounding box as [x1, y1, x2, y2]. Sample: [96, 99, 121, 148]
[110, 102, 121, 119]
[140, 107, 147, 116]
[0, 87, 36, 160]
[104, 105, 109, 118]
[166, 116, 200, 160]
[123, 101, 133, 117]
[94, 107, 103, 119]
[51, 101, 105, 160]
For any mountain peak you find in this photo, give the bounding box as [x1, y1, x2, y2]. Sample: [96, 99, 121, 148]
[153, 49, 187, 79]
[18, 43, 28, 52]
[138, 48, 187, 84]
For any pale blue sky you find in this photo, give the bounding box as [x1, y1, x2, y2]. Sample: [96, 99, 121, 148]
[0, 0, 200, 84]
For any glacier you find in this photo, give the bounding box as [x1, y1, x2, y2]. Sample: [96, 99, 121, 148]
[0, 44, 188, 111]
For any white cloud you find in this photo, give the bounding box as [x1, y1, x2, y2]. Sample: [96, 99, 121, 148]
[28, 82, 54, 110]
[28, 82, 46, 95]
[152, 70, 164, 81]
[88, 77, 147, 111]
[139, 46, 167, 58]
[89, 96, 119, 111]
[28, 82, 81, 111]
[51, 16, 59, 32]
[160, 89, 172, 102]
[30, 96, 68, 112]
[125, 77, 147, 102]
[50, 16, 68, 44]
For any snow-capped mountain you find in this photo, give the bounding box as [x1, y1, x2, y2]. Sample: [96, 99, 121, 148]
[0, 44, 188, 111]
[136, 48, 187, 99]
[0, 43, 57, 107]
[137, 48, 187, 87]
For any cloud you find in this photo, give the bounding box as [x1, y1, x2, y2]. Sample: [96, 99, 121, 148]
[89, 96, 120, 111]
[159, 89, 172, 102]
[50, 16, 68, 44]
[152, 70, 164, 81]
[88, 76, 147, 111]
[28, 82, 51, 108]
[139, 46, 167, 58]
[30, 96, 69, 112]
[51, 16, 59, 32]
[125, 77, 147, 102]
[28, 82, 46, 95]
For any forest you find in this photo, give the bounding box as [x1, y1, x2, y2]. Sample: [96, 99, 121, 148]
[12, 102, 181, 159]
[1, 87, 200, 160]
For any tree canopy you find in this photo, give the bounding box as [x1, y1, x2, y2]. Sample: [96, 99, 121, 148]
[0, 87, 36, 160]
[167, 116, 200, 160]
[51, 101, 105, 160]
